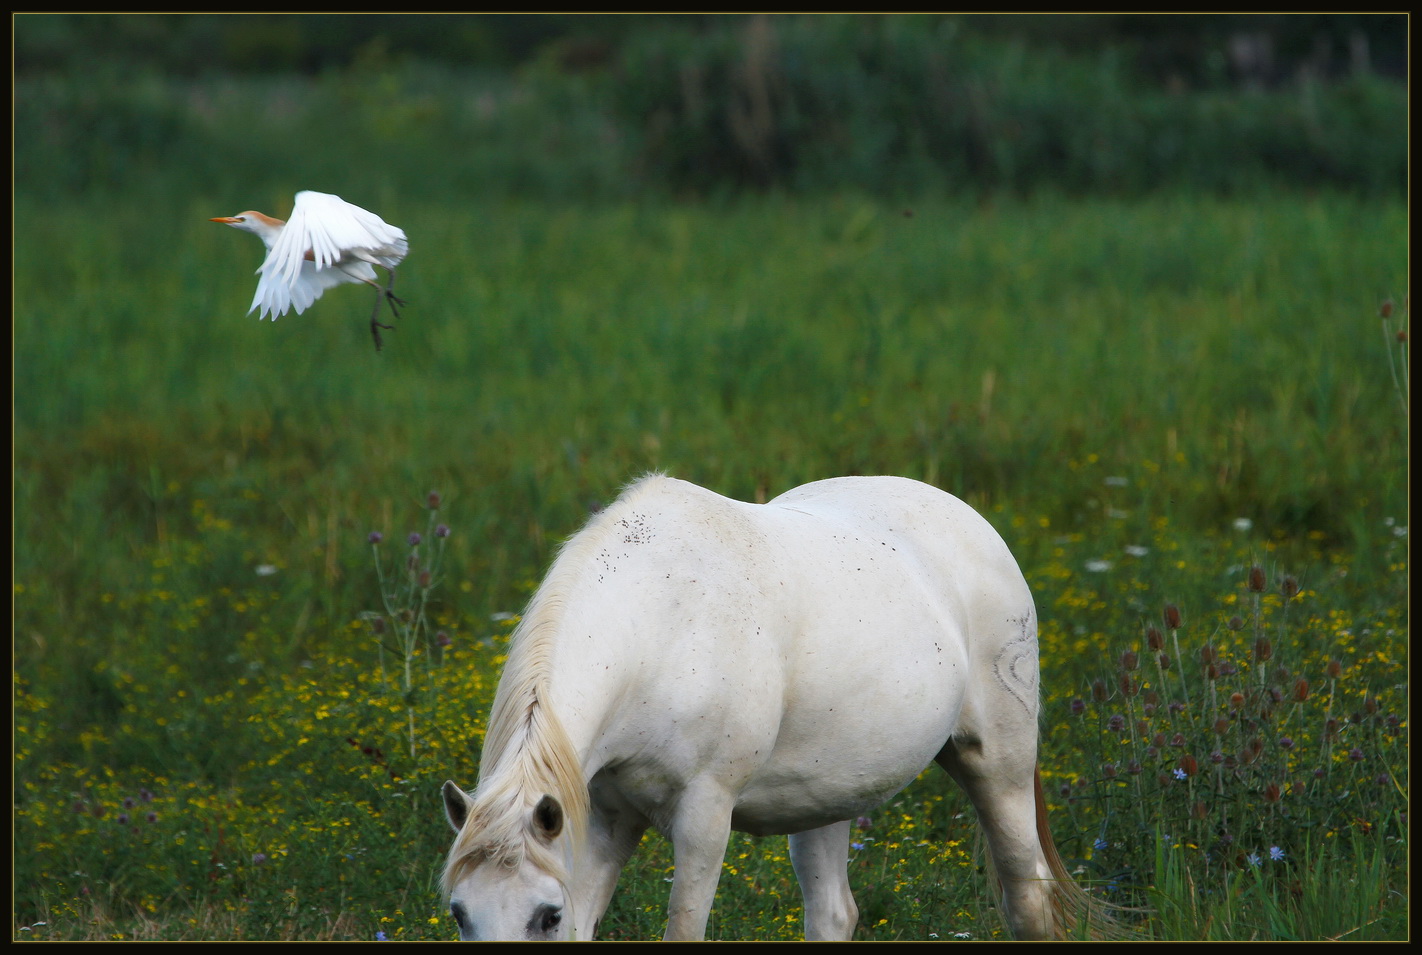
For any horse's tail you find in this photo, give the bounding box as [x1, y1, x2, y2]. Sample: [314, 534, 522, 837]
[1033, 766, 1142, 940]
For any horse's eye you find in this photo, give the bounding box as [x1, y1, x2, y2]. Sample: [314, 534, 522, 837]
[536, 905, 562, 934]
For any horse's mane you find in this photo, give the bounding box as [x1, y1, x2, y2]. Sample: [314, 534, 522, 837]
[442, 474, 671, 895]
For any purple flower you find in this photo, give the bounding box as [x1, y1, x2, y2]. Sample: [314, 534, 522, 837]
[407, 532, 422, 547]
[435, 524, 450, 539]
[1349, 748, 1365, 762]
[368, 531, 383, 545]
[116, 813, 130, 825]
[1107, 714, 1126, 733]
[1278, 737, 1294, 750]
[146, 812, 158, 824]
[437, 631, 452, 648]
[1069, 698, 1086, 716]
[252, 853, 268, 866]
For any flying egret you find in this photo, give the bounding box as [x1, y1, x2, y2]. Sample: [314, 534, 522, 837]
[211, 190, 409, 350]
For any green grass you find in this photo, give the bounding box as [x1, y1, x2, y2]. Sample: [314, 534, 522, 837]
[13, 187, 1407, 940]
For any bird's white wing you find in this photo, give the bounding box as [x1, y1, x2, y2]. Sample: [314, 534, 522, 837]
[264, 191, 408, 285]
[249, 259, 352, 319]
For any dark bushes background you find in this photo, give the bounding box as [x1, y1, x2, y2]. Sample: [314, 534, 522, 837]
[14, 13, 1408, 201]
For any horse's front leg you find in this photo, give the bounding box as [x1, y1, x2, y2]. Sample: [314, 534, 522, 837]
[663, 784, 735, 940]
[571, 802, 650, 940]
[789, 820, 858, 940]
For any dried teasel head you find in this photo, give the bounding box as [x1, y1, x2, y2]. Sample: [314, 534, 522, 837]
[1147, 626, 1164, 650]
[1118, 673, 1138, 697]
[1248, 566, 1266, 592]
[1163, 604, 1182, 630]
[1280, 575, 1299, 599]
[1254, 637, 1273, 663]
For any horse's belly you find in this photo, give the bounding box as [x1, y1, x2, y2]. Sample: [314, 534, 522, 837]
[728, 686, 961, 835]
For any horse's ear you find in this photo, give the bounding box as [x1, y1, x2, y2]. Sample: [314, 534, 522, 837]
[443, 780, 473, 833]
[532, 794, 563, 841]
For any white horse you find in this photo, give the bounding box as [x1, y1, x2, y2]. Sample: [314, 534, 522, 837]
[441, 474, 1117, 941]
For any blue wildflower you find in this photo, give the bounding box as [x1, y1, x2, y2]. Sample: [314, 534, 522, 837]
[1269, 846, 1285, 862]
[376, 931, 389, 941]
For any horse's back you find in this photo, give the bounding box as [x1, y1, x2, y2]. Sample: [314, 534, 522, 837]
[766, 475, 1031, 617]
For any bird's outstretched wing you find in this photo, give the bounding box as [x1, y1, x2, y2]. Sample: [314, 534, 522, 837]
[255, 192, 409, 315]
[248, 259, 351, 319]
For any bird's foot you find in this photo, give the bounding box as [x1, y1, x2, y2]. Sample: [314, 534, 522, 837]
[371, 317, 395, 352]
[383, 289, 408, 318]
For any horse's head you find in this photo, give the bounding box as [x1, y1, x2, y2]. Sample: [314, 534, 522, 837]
[441, 780, 575, 941]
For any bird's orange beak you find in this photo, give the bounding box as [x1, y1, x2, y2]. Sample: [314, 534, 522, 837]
[210, 216, 239, 223]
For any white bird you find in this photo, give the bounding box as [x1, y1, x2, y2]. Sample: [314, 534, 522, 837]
[211, 190, 409, 350]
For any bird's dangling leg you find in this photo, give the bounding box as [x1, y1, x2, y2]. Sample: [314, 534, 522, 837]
[367, 268, 408, 352]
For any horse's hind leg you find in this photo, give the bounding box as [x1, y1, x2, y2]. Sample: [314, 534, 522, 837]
[937, 738, 1057, 940]
[789, 820, 858, 940]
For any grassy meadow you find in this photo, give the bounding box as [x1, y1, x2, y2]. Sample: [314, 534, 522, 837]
[14, 189, 1407, 941]
[12, 22, 1409, 940]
